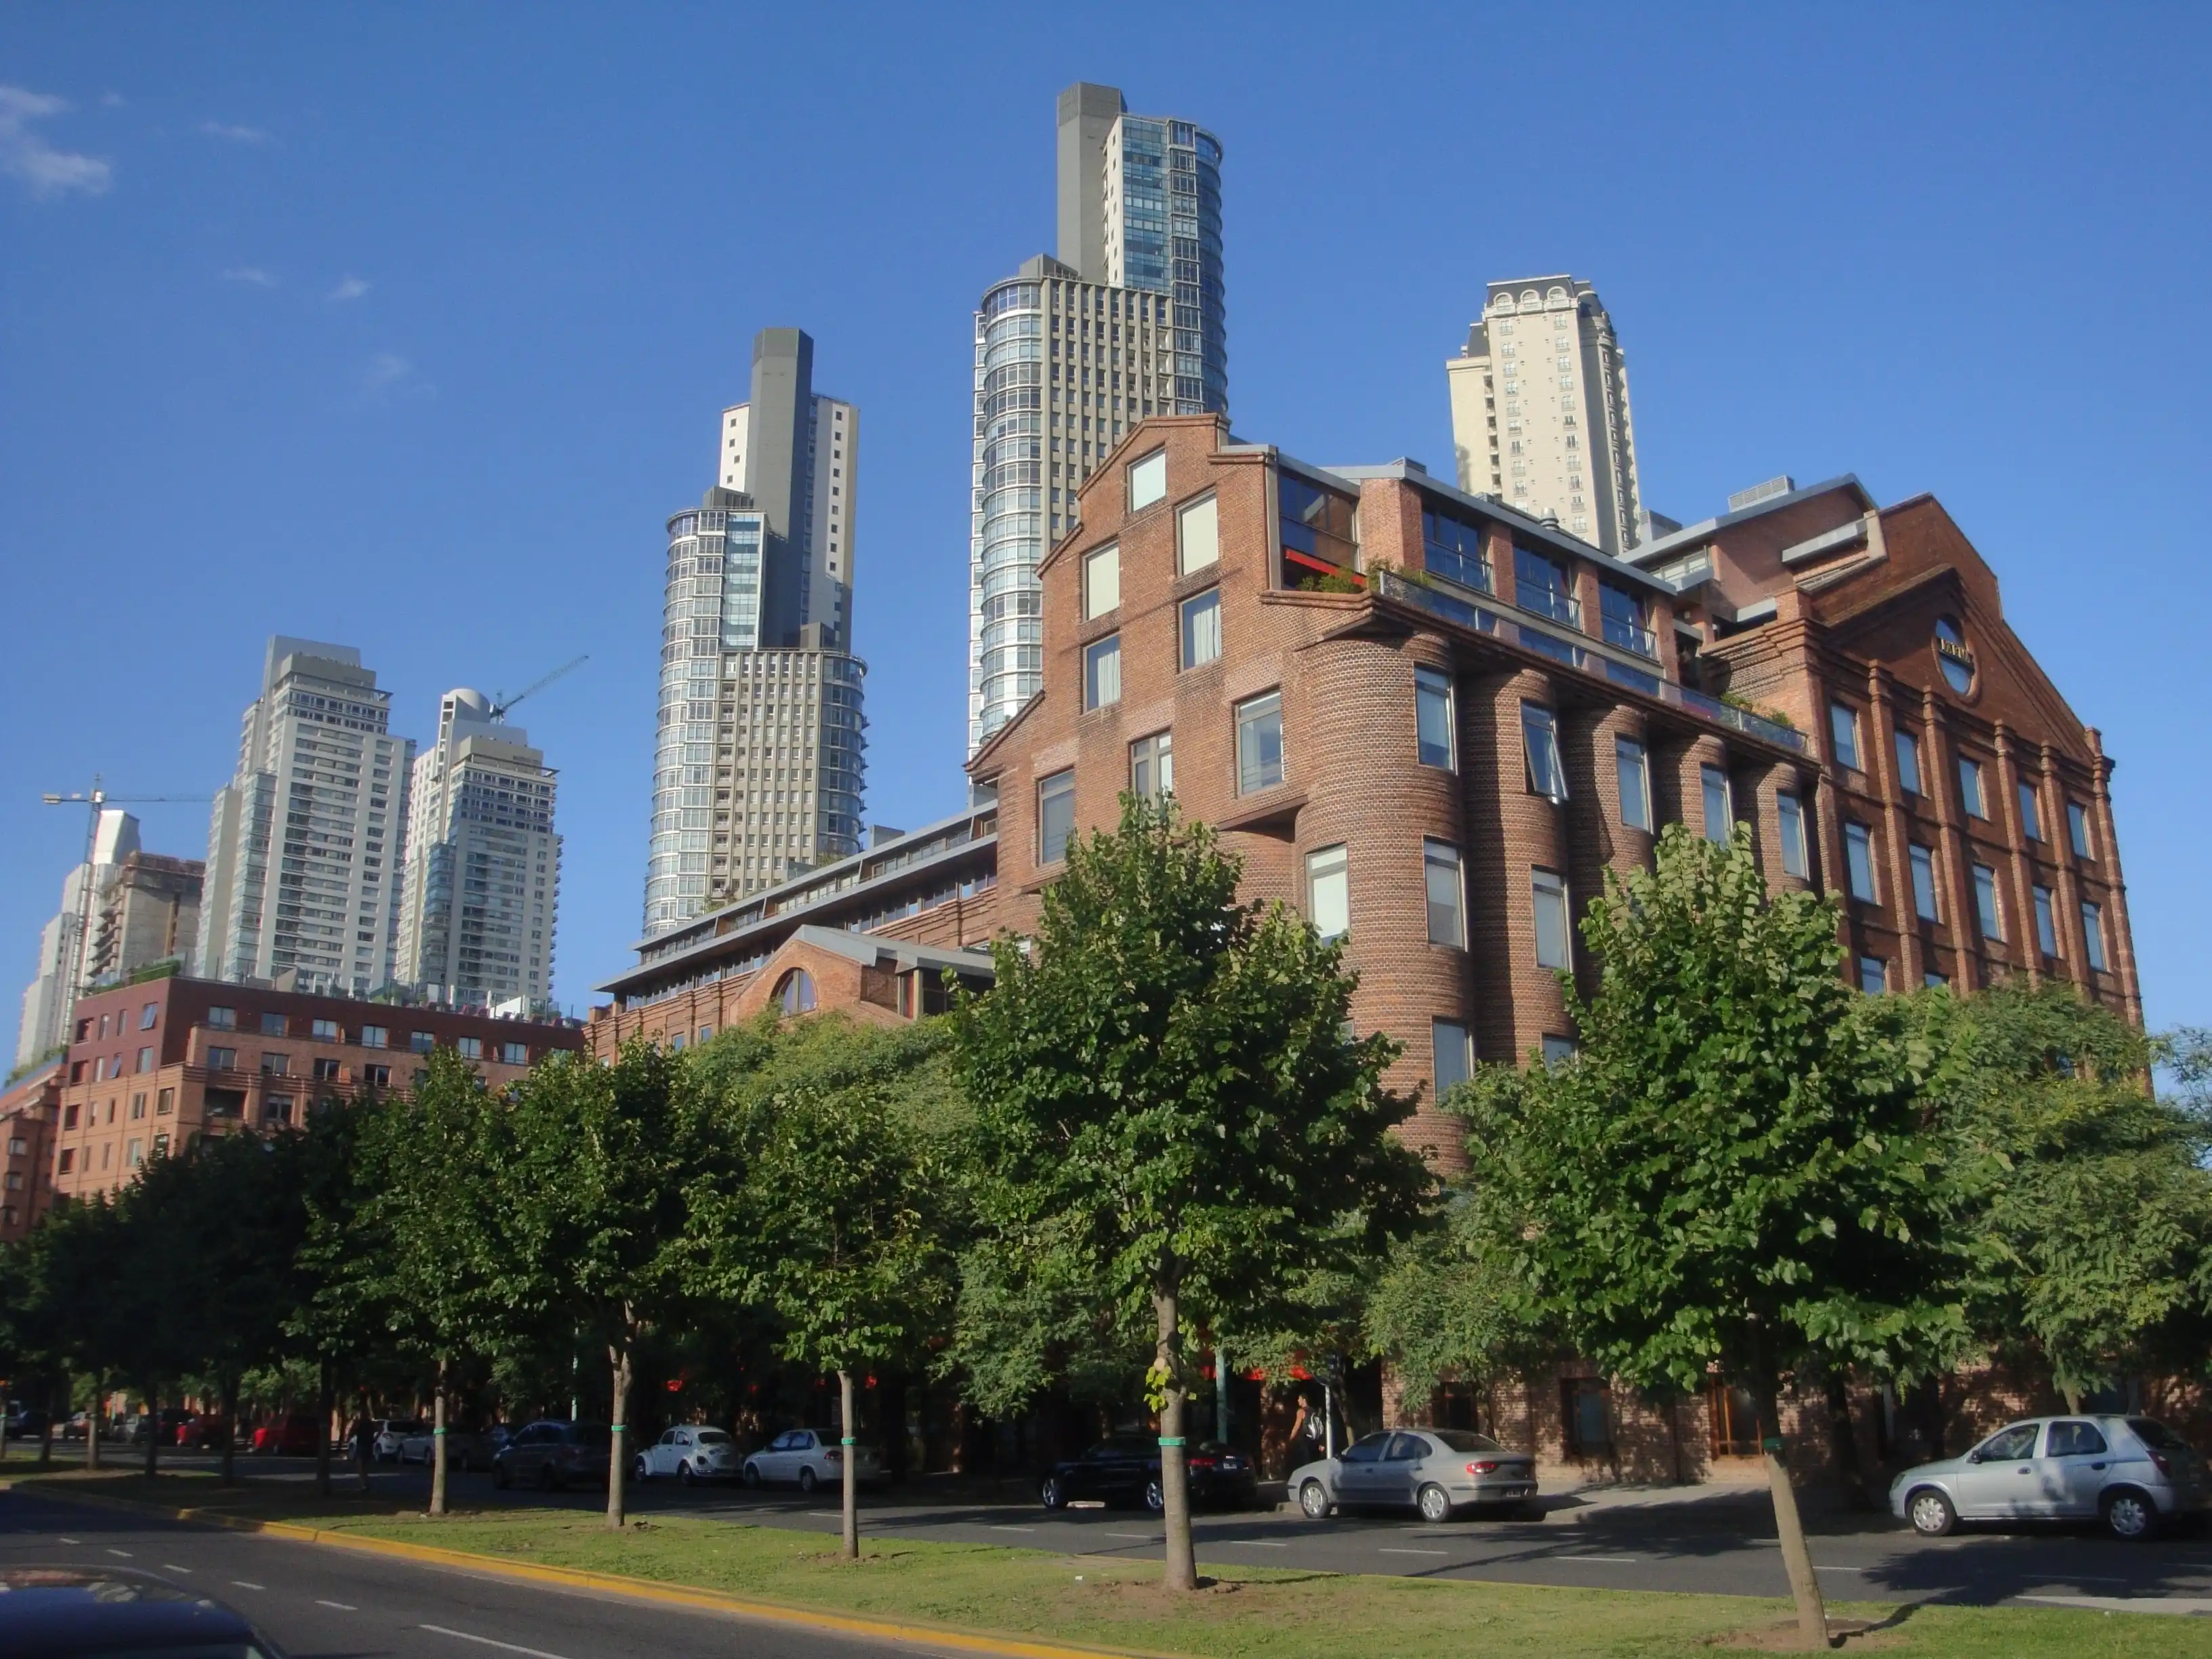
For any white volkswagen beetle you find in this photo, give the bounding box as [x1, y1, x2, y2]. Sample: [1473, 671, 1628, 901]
[632, 1424, 741, 1486]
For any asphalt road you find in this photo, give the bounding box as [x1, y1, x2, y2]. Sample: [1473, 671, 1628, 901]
[0, 1486, 937, 1658]
[18, 1451, 2212, 1616]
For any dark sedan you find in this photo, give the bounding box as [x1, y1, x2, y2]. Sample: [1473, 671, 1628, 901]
[1040, 1435, 1259, 1512]
[0, 1565, 283, 1658]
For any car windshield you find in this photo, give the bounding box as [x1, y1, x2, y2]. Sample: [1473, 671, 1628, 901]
[1427, 1429, 1506, 1454]
[2128, 1418, 2189, 1452]
[695, 1429, 731, 1444]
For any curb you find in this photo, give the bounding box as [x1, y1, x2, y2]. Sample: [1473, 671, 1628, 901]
[5, 1481, 1174, 1659]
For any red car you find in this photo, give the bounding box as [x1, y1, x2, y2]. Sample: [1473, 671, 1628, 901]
[251, 1413, 323, 1456]
[175, 1414, 230, 1449]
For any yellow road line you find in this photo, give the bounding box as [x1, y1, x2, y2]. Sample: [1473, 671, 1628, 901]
[5, 1481, 1172, 1659]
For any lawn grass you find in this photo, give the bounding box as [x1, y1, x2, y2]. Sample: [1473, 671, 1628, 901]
[5, 1469, 2196, 1658]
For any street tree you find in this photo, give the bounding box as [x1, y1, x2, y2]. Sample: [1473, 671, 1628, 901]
[702, 1015, 957, 1558]
[1456, 825, 1978, 1652]
[954, 796, 1429, 1591]
[501, 1043, 708, 1528]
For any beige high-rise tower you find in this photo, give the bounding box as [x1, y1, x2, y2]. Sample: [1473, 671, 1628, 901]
[1447, 276, 1644, 555]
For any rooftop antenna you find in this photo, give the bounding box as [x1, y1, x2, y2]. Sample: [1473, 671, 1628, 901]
[487, 655, 588, 722]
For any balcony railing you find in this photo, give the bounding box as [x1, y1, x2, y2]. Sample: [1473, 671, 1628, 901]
[1422, 542, 1493, 595]
[1373, 570, 1805, 753]
[1601, 614, 1659, 658]
[1518, 585, 1581, 628]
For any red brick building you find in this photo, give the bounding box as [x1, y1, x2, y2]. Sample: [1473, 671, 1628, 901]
[52, 975, 584, 1206]
[0, 1059, 62, 1240]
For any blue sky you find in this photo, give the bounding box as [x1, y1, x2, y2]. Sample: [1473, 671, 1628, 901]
[3, 4, 2207, 1031]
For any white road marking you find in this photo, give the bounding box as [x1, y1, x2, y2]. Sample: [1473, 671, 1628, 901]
[163, 1564, 194, 1574]
[1565, 1553, 1641, 1561]
[804, 1510, 842, 1518]
[316, 1599, 358, 1611]
[1815, 1563, 1868, 1573]
[1379, 1547, 1449, 1556]
[232, 1581, 265, 1591]
[58, 1537, 80, 1544]
[1103, 1532, 1156, 1541]
[1215, 1539, 1286, 1547]
[989, 1524, 1036, 1532]
[106, 1549, 132, 1557]
[422, 1623, 574, 1659]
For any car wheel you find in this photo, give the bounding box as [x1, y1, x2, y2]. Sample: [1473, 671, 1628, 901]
[1299, 1480, 1333, 1520]
[1040, 1475, 1065, 1511]
[634, 1455, 651, 1483]
[680, 1461, 697, 1488]
[1907, 1488, 1957, 1538]
[1145, 1477, 1164, 1513]
[1417, 1483, 1454, 1524]
[742, 1463, 761, 1489]
[2102, 1488, 2159, 1541]
[798, 1466, 819, 1494]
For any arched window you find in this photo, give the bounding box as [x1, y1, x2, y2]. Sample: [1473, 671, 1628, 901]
[774, 968, 816, 1016]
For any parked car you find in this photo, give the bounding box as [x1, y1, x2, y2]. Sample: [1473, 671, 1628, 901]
[58, 1412, 96, 1442]
[634, 1425, 741, 1485]
[175, 1412, 230, 1450]
[0, 1565, 283, 1658]
[370, 1418, 424, 1463]
[251, 1413, 323, 1456]
[493, 1420, 613, 1491]
[1039, 1435, 1258, 1513]
[740, 1427, 883, 1493]
[129, 1408, 195, 1446]
[396, 1426, 498, 1472]
[5, 1406, 50, 1441]
[1891, 1415, 2209, 1540]
[1289, 1429, 1540, 1523]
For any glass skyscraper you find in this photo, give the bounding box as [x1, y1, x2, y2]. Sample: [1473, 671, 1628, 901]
[968, 83, 1225, 753]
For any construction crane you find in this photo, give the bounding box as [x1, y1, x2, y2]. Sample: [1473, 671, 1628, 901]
[39, 777, 214, 1000]
[487, 655, 588, 722]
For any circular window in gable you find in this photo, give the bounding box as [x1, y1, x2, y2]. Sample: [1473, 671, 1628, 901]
[774, 968, 816, 1016]
[1933, 617, 1976, 696]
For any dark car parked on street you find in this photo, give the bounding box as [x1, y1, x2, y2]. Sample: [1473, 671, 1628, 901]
[493, 1419, 613, 1492]
[1039, 1435, 1258, 1512]
[130, 1408, 196, 1446]
[0, 1565, 285, 1658]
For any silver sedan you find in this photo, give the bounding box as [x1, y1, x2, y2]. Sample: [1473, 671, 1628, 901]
[1290, 1428, 1539, 1523]
[1891, 1414, 2208, 1540]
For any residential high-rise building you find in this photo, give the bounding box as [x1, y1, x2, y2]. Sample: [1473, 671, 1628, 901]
[1447, 276, 1643, 555]
[197, 638, 413, 996]
[967, 82, 1225, 752]
[16, 808, 140, 1071]
[644, 329, 867, 937]
[396, 689, 561, 1009]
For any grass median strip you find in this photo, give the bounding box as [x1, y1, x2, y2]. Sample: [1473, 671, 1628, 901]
[6, 1473, 2207, 1658]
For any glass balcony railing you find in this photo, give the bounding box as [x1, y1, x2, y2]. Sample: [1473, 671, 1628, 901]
[1422, 541, 1492, 594]
[1518, 585, 1580, 628]
[1601, 614, 1659, 658]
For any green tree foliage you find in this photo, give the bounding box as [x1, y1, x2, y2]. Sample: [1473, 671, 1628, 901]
[953, 796, 1429, 1591]
[1456, 825, 1975, 1649]
[696, 1014, 957, 1557]
[501, 1043, 711, 1527]
[1912, 984, 2212, 1407]
[1362, 1195, 1544, 1410]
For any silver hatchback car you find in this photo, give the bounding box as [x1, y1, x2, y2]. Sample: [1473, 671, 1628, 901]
[1290, 1429, 1539, 1523]
[1891, 1414, 2207, 1540]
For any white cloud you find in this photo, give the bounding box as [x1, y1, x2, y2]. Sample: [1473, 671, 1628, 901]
[358, 350, 434, 405]
[0, 86, 114, 198]
[329, 274, 371, 302]
[200, 119, 270, 144]
[100, 91, 125, 109]
[222, 266, 277, 288]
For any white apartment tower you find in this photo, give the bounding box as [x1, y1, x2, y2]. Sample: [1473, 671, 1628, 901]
[197, 638, 413, 996]
[1447, 276, 1644, 556]
[644, 329, 867, 937]
[396, 689, 561, 1008]
[14, 808, 138, 1070]
[968, 82, 1226, 752]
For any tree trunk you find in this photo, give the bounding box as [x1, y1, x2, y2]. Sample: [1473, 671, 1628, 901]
[218, 1377, 239, 1486]
[1752, 1364, 1829, 1651]
[314, 1361, 333, 1498]
[838, 1368, 859, 1560]
[2061, 1383, 2082, 1415]
[86, 1374, 102, 1471]
[606, 1336, 632, 1529]
[1822, 1372, 1868, 1511]
[142, 1382, 161, 1479]
[430, 1357, 449, 1517]
[1153, 1287, 1197, 1593]
[39, 1372, 58, 1467]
